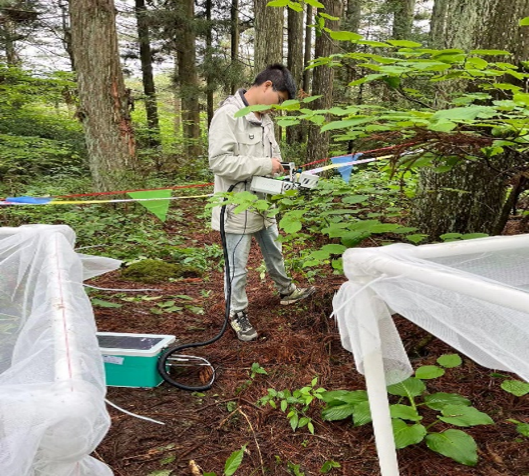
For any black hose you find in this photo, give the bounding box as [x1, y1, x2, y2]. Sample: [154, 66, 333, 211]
[157, 184, 238, 391]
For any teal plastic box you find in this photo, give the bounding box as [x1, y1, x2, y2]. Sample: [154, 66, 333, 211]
[97, 332, 176, 388]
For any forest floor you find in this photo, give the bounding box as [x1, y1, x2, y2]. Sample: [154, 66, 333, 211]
[90, 199, 529, 476]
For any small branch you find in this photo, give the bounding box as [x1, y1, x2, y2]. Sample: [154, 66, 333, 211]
[238, 407, 266, 476]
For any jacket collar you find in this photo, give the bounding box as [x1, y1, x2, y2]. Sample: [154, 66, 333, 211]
[221, 89, 272, 127]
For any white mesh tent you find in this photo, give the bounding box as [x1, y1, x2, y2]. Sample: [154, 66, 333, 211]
[333, 234, 529, 476]
[0, 225, 120, 476]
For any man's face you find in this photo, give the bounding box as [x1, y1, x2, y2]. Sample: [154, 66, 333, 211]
[259, 80, 289, 107]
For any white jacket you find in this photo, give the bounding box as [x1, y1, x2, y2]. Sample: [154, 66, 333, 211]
[209, 89, 281, 234]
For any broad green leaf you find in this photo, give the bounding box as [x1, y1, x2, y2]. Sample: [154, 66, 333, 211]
[470, 49, 511, 56]
[431, 105, 495, 122]
[426, 430, 478, 466]
[392, 419, 427, 449]
[438, 405, 494, 427]
[286, 1, 304, 11]
[352, 400, 372, 426]
[91, 298, 123, 308]
[290, 412, 299, 431]
[321, 117, 372, 132]
[424, 392, 471, 411]
[428, 120, 457, 132]
[319, 12, 339, 20]
[330, 30, 363, 41]
[234, 104, 272, 117]
[355, 40, 390, 47]
[266, 0, 289, 5]
[501, 380, 529, 397]
[387, 377, 426, 398]
[321, 404, 355, 421]
[341, 231, 370, 247]
[513, 421, 529, 437]
[461, 233, 489, 240]
[390, 404, 422, 422]
[298, 417, 311, 428]
[281, 400, 288, 412]
[436, 354, 462, 368]
[342, 194, 369, 204]
[415, 365, 445, 380]
[279, 211, 304, 234]
[224, 445, 246, 476]
[302, 95, 322, 103]
[387, 39, 422, 48]
[406, 234, 428, 244]
[520, 17, 529, 26]
[320, 390, 368, 405]
[304, 0, 324, 7]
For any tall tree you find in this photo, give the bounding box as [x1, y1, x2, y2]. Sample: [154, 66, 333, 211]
[286, 6, 304, 145]
[69, 0, 139, 192]
[253, 0, 283, 72]
[389, 0, 415, 40]
[412, 0, 529, 237]
[306, 0, 342, 164]
[135, 0, 161, 148]
[230, 0, 239, 94]
[163, 0, 201, 157]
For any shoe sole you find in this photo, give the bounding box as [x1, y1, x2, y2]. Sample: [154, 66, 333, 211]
[280, 287, 316, 305]
[235, 332, 258, 342]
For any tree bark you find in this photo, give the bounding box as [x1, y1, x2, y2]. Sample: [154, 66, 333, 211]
[303, 5, 313, 95]
[230, 0, 240, 95]
[253, 0, 284, 72]
[412, 0, 529, 238]
[389, 0, 416, 40]
[286, 6, 304, 145]
[306, 0, 342, 164]
[69, 0, 139, 192]
[135, 0, 160, 148]
[176, 0, 201, 158]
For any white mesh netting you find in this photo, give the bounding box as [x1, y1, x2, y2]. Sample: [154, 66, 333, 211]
[333, 234, 529, 385]
[0, 224, 121, 476]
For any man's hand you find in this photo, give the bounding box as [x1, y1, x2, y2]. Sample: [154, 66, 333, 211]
[271, 157, 284, 175]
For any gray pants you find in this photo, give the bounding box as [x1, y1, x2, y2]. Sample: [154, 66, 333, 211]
[224, 224, 295, 314]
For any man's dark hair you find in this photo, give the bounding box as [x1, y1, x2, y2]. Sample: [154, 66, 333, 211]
[253, 64, 296, 100]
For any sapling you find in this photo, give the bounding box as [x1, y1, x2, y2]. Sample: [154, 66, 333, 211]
[257, 377, 326, 434]
[321, 354, 494, 466]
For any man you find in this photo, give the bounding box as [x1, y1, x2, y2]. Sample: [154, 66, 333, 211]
[209, 64, 315, 342]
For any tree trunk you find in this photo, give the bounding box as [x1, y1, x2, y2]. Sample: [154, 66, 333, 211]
[135, 0, 160, 148]
[303, 5, 313, 95]
[205, 0, 214, 127]
[176, 0, 201, 158]
[69, 0, 139, 192]
[286, 6, 304, 145]
[253, 0, 284, 72]
[306, 0, 342, 164]
[390, 0, 416, 40]
[58, 0, 75, 70]
[413, 0, 529, 238]
[230, 0, 239, 95]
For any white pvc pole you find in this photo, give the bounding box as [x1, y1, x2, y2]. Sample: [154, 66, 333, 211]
[368, 254, 529, 316]
[354, 280, 400, 476]
[413, 233, 529, 259]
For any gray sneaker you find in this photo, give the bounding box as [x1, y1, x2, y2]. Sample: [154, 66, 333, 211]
[230, 310, 258, 341]
[280, 286, 316, 305]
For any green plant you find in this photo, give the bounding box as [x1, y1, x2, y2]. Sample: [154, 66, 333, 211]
[496, 376, 529, 439]
[258, 377, 326, 434]
[321, 354, 494, 466]
[203, 444, 247, 476]
[319, 460, 341, 474]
